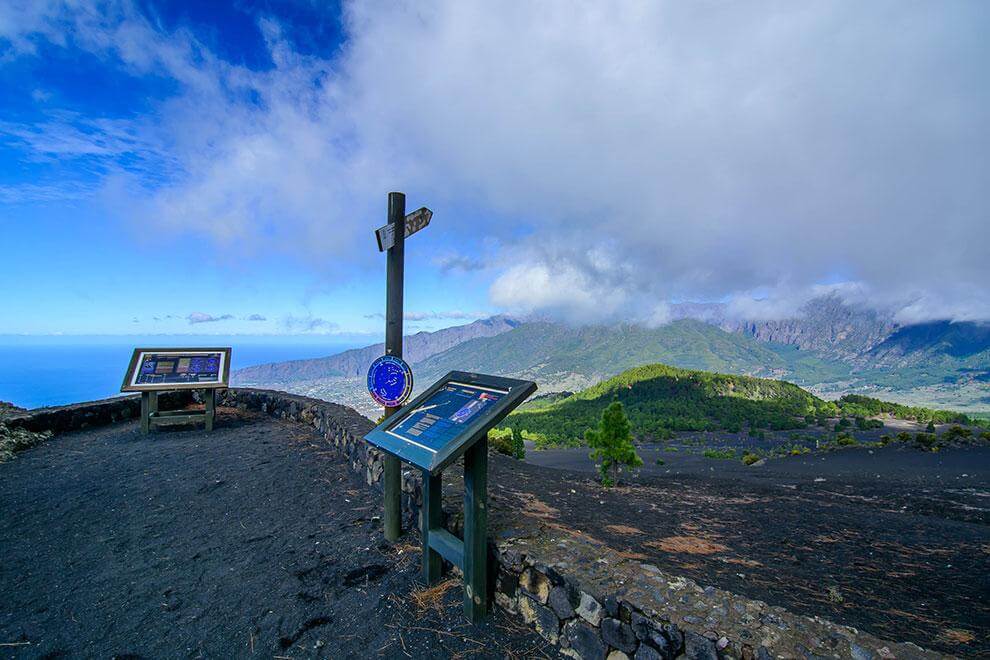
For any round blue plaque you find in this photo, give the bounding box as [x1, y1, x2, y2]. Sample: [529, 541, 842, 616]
[367, 355, 413, 408]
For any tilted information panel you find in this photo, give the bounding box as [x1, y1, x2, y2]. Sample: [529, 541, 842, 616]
[364, 371, 536, 474]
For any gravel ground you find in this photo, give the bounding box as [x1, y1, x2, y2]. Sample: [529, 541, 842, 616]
[507, 444, 990, 656]
[0, 409, 552, 659]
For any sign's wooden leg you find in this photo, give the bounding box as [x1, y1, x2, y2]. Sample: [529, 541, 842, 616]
[140, 391, 150, 434]
[149, 390, 158, 416]
[204, 388, 215, 431]
[463, 435, 489, 622]
[422, 470, 443, 584]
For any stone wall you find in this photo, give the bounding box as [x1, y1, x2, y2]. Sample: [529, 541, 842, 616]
[4, 391, 193, 434]
[10, 388, 944, 659]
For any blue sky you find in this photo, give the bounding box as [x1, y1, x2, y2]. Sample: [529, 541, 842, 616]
[1, 1, 987, 336]
[0, 0, 500, 337]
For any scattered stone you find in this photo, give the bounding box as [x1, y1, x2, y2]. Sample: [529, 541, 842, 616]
[630, 612, 673, 657]
[607, 651, 631, 660]
[634, 644, 665, 660]
[549, 585, 576, 619]
[518, 594, 560, 644]
[564, 619, 606, 660]
[520, 567, 551, 604]
[602, 617, 638, 654]
[684, 631, 718, 660]
[576, 592, 603, 626]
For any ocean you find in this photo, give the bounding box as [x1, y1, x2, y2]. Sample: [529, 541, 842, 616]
[0, 337, 364, 410]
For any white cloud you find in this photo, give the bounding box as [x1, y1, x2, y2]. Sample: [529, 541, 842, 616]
[281, 315, 338, 333]
[187, 312, 234, 324]
[2, 1, 988, 322]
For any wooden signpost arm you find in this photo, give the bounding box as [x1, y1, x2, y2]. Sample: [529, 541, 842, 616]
[383, 191, 406, 542]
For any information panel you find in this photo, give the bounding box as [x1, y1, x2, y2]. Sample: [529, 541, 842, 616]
[121, 348, 231, 392]
[364, 371, 536, 474]
[386, 382, 505, 453]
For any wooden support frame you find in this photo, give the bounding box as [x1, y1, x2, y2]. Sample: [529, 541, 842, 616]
[420, 434, 489, 622]
[140, 388, 217, 434]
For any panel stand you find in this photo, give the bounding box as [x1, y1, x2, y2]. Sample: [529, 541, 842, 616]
[420, 435, 489, 622]
[140, 388, 216, 434]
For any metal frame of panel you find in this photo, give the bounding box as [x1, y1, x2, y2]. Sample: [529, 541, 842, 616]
[121, 347, 232, 392]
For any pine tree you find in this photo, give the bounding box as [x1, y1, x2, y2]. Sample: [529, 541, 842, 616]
[585, 401, 642, 487]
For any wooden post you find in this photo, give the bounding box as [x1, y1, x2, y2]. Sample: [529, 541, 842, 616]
[204, 388, 215, 431]
[421, 470, 443, 584]
[463, 434, 489, 621]
[383, 191, 406, 542]
[140, 391, 151, 434]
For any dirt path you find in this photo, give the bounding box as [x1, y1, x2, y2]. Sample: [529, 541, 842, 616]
[0, 410, 551, 659]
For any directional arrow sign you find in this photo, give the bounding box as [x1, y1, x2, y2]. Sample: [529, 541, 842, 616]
[376, 207, 433, 251]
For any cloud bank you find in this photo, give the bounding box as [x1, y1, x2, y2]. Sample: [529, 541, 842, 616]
[3, 1, 988, 323]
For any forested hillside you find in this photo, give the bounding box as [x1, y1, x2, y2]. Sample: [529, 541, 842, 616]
[504, 364, 834, 445]
[503, 364, 986, 446]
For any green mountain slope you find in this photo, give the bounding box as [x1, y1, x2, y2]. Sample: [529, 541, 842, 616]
[504, 363, 834, 445]
[417, 319, 808, 386]
[502, 364, 986, 446]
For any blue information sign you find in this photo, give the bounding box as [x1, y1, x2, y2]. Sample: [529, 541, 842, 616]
[367, 355, 414, 407]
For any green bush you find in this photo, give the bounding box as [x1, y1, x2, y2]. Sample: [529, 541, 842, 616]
[943, 425, 973, 442]
[741, 452, 761, 465]
[703, 448, 736, 460]
[489, 427, 525, 460]
[835, 433, 858, 446]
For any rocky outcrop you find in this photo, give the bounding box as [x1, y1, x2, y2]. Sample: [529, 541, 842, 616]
[724, 295, 897, 359]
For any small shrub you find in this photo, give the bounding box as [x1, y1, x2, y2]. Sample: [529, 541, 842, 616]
[489, 427, 525, 460]
[655, 458, 665, 466]
[879, 434, 892, 446]
[943, 426, 973, 443]
[914, 433, 937, 450]
[896, 431, 913, 443]
[0, 423, 52, 462]
[703, 448, 736, 460]
[742, 452, 761, 465]
[835, 433, 858, 447]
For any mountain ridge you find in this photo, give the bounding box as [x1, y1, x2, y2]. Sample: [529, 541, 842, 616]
[233, 315, 519, 383]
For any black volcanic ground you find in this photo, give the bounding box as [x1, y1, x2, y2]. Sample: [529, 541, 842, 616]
[0, 411, 549, 659]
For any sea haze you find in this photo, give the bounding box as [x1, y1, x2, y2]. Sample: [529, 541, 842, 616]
[0, 336, 366, 409]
